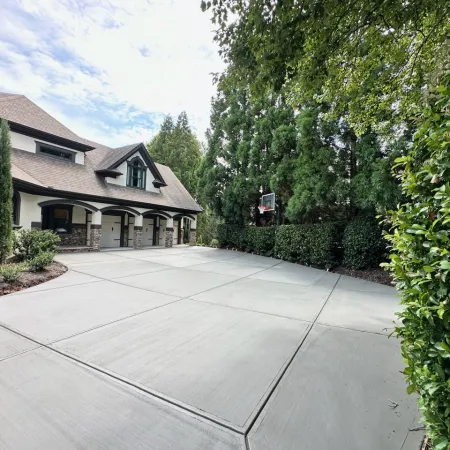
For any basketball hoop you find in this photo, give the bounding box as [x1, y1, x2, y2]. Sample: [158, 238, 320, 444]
[258, 205, 269, 214]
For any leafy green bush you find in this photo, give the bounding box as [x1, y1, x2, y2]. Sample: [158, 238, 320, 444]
[384, 72, 450, 447]
[0, 263, 25, 283]
[28, 251, 56, 272]
[218, 222, 342, 267]
[210, 238, 219, 248]
[13, 229, 60, 261]
[275, 223, 343, 268]
[196, 209, 221, 247]
[343, 217, 386, 269]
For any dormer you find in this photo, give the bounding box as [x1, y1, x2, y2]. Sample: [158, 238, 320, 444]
[95, 143, 166, 192]
[0, 92, 94, 165]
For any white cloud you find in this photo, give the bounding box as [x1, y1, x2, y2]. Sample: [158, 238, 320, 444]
[0, 0, 223, 146]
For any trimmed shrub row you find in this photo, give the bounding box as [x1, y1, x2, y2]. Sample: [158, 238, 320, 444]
[217, 218, 384, 270]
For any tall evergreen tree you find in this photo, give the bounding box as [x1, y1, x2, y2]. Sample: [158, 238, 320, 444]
[0, 120, 13, 263]
[147, 113, 201, 196]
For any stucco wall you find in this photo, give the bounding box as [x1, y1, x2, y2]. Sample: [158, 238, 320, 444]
[11, 131, 85, 164]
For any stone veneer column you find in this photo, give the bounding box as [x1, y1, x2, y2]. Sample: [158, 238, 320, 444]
[90, 225, 102, 251]
[133, 226, 143, 249]
[133, 214, 143, 249]
[189, 216, 197, 246]
[165, 217, 174, 248]
[90, 210, 102, 251]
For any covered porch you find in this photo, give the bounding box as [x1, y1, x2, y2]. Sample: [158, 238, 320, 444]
[29, 197, 198, 252]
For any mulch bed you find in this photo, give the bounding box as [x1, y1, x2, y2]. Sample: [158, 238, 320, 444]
[331, 266, 394, 287]
[0, 262, 67, 296]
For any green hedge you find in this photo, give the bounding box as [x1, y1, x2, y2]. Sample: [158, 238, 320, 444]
[343, 217, 386, 270]
[274, 223, 343, 268]
[217, 222, 343, 268]
[217, 224, 276, 256]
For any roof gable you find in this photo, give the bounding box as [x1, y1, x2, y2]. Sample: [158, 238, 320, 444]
[95, 143, 167, 187]
[0, 93, 94, 151]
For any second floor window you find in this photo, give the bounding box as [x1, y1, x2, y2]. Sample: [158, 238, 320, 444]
[127, 157, 146, 189]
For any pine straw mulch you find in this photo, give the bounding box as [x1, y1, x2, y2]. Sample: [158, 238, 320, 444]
[331, 266, 394, 287]
[0, 262, 67, 296]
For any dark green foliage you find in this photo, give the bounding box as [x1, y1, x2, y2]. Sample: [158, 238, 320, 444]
[217, 223, 342, 268]
[28, 252, 55, 272]
[384, 72, 450, 448]
[343, 218, 385, 270]
[147, 113, 201, 196]
[0, 263, 25, 283]
[13, 230, 61, 261]
[274, 223, 343, 269]
[196, 208, 221, 246]
[243, 227, 276, 256]
[0, 120, 13, 263]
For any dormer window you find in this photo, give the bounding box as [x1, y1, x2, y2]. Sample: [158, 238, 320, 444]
[127, 157, 146, 189]
[36, 142, 75, 162]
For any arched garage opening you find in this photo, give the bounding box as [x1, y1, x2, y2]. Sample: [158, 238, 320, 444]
[142, 210, 171, 247]
[99, 206, 140, 249]
[172, 214, 196, 245]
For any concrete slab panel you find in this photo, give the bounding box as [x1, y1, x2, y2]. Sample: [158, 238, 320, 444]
[317, 287, 399, 334]
[191, 277, 331, 321]
[227, 253, 279, 268]
[0, 348, 245, 450]
[12, 270, 101, 294]
[55, 252, 124, 265]
[250, 262, 339, 286]
[248, 325, 418, 450]
[72, 259, 170, 279]
[188, 261, 264, 277]
[54, 299, 310, 428]
[128, 254, 213, 267]
[116, 268, 239, 297]
[336, 274, 396, 294]
[0, 281, 178, 343]
[0, 326, 39, 361]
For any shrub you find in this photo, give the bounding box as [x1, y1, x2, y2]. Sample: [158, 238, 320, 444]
[343, 217, 386, 270]
[0, 263, 25, 283]
[275, 223, 343, 268]
[196, 209, 220, 246]
[243, 226, 276, 256]
[28, 251, 56, 272]
[13, 229, 60, 261]
[384, 72, 450, 447]
[0, 120, 13, 263]
[210, 238, 219, 248]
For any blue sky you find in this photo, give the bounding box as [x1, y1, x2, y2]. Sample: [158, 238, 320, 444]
[0, 0, 224, 146]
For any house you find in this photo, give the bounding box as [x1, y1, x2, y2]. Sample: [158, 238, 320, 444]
[0, 92, 201, 250]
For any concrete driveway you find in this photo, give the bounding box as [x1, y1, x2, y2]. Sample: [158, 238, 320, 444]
[0, 247, 422, 449]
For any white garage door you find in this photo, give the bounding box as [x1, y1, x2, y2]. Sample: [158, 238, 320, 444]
[142, 218, 154, 246]
[173, 220, 179, 245]
[100, 215, 121, 248]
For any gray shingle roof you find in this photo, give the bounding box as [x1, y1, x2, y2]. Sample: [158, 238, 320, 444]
[6, 93, 202, 213]
[96, 143, 141, 171]
[0, 93, 91, 148]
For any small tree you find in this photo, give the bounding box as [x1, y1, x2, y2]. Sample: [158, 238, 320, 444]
[0, 120, 13, 263]
[385, 71, 450, 448]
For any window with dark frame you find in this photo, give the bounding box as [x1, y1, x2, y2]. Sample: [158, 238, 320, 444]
[12, 191, 20, 226]
[42, 205, 73, 234]
[127, 157, 146, 189]
[36, 142, 76, 162]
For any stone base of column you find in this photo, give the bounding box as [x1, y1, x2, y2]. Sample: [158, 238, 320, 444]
[90, 225, 102, 251]
[189, 230, 196, 246]
[133, 226, 143, 249]
[165, 228, 174, 248]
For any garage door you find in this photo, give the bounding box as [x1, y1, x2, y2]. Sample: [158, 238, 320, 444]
[173, 220, 179, 245]
[100, 216, 121, 248]
[142, 218, 154, 246]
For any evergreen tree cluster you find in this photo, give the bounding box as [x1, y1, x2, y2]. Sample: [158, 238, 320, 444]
[197, 88, 409, 226]
[147, 112, 201, 197]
